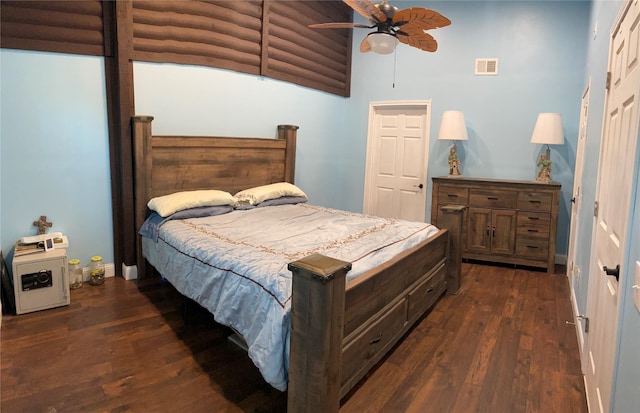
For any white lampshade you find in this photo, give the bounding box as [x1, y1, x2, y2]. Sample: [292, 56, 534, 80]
[367, 32, 398, 55]
[438, 111, 468, 141]
[530, 113, 564, 145]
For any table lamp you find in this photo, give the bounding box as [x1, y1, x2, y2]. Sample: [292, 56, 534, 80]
[530, 113, 564, 183]
[438, 110, 468, 176]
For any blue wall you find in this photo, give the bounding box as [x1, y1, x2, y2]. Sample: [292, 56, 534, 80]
[0, 50, 113, 268]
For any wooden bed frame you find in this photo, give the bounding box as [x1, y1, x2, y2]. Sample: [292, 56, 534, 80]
[132, 116, 464, 412]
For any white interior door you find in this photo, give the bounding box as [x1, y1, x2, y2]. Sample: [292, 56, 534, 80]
[568, 82, 590, 291]
[363, 101, 430, 221]
[585, 1, 640, 411]
[568, 82, 591, 368]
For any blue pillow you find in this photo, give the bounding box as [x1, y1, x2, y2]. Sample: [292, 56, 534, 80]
[257, 196, 308, 207]
[169, 205, 233, 219]
[140, 205, 233, 241]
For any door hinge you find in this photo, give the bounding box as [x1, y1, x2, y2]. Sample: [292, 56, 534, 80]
[606, 71, 611, 90]
[594, 201, 599, 217]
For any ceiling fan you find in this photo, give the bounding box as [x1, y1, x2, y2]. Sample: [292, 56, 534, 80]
[309, 0, 451, 55]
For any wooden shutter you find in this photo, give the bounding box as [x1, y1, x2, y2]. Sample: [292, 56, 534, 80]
[0, 1, 109, 56]
[1, 0, 353, 96]
[263, 0, 352, 97]
[132, 1, 263, 75]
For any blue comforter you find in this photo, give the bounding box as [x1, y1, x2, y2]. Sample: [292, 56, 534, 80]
[140, 203, 439, 391]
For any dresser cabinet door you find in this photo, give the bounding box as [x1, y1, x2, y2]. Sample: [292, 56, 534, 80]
[468, 208, 491, 253]
[468, 208, 516, 255]
[491, 210, 517, 255]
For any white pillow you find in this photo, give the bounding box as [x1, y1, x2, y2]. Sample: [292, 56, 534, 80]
[234, 182, 307, 206]
[148, 190, 235, 217]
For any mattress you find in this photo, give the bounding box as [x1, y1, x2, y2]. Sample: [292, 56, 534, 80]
[141, 203, 439, 391]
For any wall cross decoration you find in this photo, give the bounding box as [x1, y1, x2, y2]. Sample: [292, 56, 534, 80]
[33, 215, 52, 235]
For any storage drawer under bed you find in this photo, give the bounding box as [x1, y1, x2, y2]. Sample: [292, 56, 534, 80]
[341, 298, 408, 390]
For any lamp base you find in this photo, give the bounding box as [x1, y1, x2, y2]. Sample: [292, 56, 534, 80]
[448, 143, 463, 177]
[448, 167, 463, 178]
[535, 145, 552, 183]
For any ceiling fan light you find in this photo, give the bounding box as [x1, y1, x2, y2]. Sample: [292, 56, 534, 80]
[367, 32, 398, 54]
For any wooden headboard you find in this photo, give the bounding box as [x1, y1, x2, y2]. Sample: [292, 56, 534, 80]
[131, 115, 299, 277]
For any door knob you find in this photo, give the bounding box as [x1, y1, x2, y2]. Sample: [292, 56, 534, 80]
[413, 183, 424, 189]
[571, 197, 576, 204]
[603, 264, 620, 282]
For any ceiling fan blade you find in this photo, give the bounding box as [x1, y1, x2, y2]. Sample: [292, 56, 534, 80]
[392, 7, 451, 33]
[308, 22, 372, 29]
[396, 31, 438, 52]
[360, 36, 372, 53]
[344, 0, 387, 23]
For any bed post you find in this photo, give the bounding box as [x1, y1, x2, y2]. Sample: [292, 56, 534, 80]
[438, 205, 465, 294]
[132, 115, 154, 278]
[287, 254, 352, 413]
[277, 124, 299, 184]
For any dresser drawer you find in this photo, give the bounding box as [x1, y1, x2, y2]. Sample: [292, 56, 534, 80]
[469, 189, 517, 209]
[516, 237, 549, 259]
[517, 192, 553, 212]
[438, 185, 468, 205]
[517, 212, 550, 237]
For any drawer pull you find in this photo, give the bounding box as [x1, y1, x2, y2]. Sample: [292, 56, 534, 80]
[487, 196, 499, 200]
[527, 229, 539, 233]
[486, 225, 490, 236]
[526, 245, 539, 249]
[529, 200, 541, 204]
[369, 333, 383, 344]
[447, 194, 458, 198]
[427, 287, 434, 293]
[528, 216, 540, 220]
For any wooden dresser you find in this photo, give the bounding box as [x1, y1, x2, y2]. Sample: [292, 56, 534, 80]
[431, 177, 561, 273]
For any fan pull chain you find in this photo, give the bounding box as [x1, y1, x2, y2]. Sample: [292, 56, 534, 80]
[392, 49, 397, 88]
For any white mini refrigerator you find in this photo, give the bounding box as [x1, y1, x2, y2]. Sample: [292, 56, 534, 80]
[12, 249, 69, 314]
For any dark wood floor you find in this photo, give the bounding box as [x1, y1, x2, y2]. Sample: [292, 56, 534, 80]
[1, 262, 587, 413]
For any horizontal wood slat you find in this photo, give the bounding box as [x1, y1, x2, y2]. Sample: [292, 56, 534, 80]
[265, 0, 351, 96]
[153, 148, 287, 164]
[266, 57, 347, 93]
[151, 136, 286, 149]
[0, 1, 106, 56]
[150, 164, 286, 193]
[132, 0, 263, 75]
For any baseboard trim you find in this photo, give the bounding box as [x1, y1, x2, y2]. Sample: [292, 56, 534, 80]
[555, 254, 567, 266]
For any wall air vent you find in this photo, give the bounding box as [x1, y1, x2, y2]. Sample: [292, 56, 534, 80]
[475, 58, 499, 75]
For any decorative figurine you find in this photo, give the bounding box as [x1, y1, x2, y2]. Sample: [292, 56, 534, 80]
[536, 154, 552, 183]
[448, 146, 461, 176]
[33, 215, 53, 234]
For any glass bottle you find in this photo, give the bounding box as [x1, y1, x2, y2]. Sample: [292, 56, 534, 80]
[88, 256, 105, 286]
[68, 258, 83, 289]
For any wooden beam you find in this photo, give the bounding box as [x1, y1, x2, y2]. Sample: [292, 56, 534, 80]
[132, 115, 154, 278]
[108, 1, 137, 269]
[438, 204, 465, 294]
[287, 254, 352, 413]
[277, 124, 299, 183]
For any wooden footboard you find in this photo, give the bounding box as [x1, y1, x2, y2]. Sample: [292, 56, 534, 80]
[287, 205, 464, 413]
